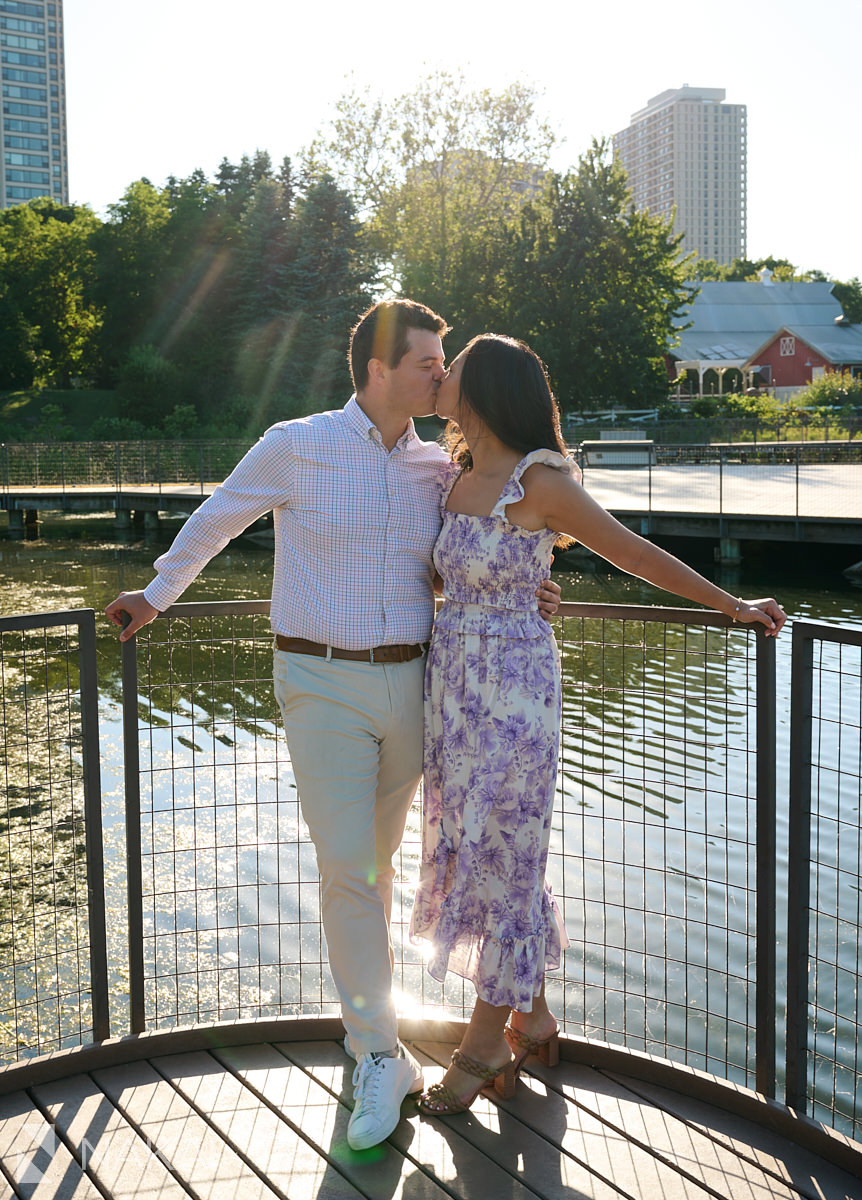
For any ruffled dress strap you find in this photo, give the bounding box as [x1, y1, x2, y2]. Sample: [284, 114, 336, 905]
[439, 459, 461, 510]
[491, 449, 581, 521]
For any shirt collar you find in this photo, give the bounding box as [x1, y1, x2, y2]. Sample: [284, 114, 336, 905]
[344, 395, 418, 448]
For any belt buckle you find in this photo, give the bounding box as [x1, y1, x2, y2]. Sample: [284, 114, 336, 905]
[369, 647, 376, 664]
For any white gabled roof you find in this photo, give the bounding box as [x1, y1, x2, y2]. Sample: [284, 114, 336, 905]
[672, 279, 862, 365]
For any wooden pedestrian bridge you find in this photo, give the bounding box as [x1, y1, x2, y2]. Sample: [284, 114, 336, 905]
[0, 602, 861, 1197]
[1, 440, 861, 560]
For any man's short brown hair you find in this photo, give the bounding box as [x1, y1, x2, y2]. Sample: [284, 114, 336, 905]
[349, 299, 450, 392]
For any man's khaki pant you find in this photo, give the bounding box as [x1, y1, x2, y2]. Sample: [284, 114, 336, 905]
[272, 649, 425, 1056]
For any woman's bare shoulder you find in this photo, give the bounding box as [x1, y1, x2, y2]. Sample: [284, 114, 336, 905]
[521, 461, 581, 494]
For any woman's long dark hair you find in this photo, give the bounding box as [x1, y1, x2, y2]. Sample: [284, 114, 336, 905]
[445, 334, 569, 467]
[444, 333, 574, 547]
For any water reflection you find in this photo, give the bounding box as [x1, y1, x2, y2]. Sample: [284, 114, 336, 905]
[0, 626, 92, 1056]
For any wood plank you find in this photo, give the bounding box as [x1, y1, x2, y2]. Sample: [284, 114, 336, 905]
[415, 1039, 720, 1200]
[33, 1071, 191, 1200]
[282, 1037, 618, 1200]
[154, 1048, 362, 1200]
[93, 1058, 281, 1199]
[521, 1056, 813, 1200]
[603, 1071, 862, 1200]
[0, 1090, 100, 1199]
[222, 1040, 458, 1200]
[403, 1042, 630, 1200]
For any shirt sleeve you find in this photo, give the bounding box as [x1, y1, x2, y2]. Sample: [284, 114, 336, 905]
[143, 424, 296, 612]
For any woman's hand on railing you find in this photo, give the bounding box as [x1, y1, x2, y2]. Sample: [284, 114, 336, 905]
[105, 591, 159, 642]
[735, 597, 787, 638]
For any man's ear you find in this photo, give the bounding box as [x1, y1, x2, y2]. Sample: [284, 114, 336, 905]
[367, 357, 387, 386]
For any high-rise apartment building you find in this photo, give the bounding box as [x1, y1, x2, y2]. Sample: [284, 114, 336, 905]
[0, 0, 67, 209]
[613, 86, 746, 265]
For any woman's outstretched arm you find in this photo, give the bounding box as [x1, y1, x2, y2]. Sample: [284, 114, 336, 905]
[527, 466, 787, 637]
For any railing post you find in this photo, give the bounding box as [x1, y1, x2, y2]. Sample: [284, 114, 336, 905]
[121, 624, 146, 1034]
[785, 622, 814, 1111]
[78, 610, 110, 1041]
[199, 442, 204, 496]
[755, 627, 777, 1097]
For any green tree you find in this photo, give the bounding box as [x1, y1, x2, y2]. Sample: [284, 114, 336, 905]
[0, 198, 102, 387]
[831, 277, 862, 324]
[504, 141, 695, 409]
[687, 255, 801, 282]
[315, 70, 554, 322]
[232, 172, 372, 423]
[91, 179, 172, 376]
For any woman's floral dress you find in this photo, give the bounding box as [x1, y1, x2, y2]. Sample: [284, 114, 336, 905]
[409, 449, 576, 1010]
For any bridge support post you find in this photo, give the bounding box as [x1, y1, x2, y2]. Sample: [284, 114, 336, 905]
[7, 509, 24, 539]
[716, 537, 742, 565]
[114, 507, 132, 533]
[24, 509, 40, 539]
[143, 511, 161, 536]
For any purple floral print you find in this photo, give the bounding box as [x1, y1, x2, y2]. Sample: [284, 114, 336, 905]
[409, 450, 577, 1010]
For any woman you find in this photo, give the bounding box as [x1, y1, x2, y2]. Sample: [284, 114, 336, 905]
[410, 334, 786, 1115]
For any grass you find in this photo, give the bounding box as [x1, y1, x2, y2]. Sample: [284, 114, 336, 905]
[0, 388, 116, 438]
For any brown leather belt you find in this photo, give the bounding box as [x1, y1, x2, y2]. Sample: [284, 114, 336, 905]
[275, 635, 426, 664]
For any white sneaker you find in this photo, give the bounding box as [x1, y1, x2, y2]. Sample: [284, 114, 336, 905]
[347, 1046, 424, 1150]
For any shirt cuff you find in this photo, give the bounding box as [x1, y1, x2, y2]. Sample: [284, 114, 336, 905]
[142, 578, 177, 614]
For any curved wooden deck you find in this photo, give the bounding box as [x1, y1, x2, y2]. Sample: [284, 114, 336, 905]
[0, 1019, 858, 1199]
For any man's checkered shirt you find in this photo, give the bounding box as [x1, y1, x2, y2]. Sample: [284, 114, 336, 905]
[144, 398, 452, 649]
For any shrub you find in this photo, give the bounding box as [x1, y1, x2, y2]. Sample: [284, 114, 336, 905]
[794, 370, 862, 409]
[162, 403, 198, 439]
[88, 414, 150, 440]
[116, 345, 184, 423]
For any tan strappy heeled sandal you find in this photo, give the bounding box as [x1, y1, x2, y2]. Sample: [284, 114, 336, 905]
[416, 1048, 517, 1115]
[504, 1023, 560, 1076]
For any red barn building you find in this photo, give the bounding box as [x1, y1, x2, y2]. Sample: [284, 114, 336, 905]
[670, 270, 862, 398]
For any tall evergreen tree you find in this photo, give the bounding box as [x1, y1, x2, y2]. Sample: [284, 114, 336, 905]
[504, 141, 695, 410]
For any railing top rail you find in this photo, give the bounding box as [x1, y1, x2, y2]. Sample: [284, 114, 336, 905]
[158, 600, 272, 619]
[791, 620, 862, 648]
[0, 607, 96, 632]
[155, 599, 747, 629]
[556, 602, 741, 627]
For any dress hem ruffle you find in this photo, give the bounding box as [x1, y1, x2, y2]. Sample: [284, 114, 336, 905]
[410, 894, 570, 1011]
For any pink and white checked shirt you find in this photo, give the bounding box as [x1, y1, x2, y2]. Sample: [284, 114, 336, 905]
[144, 398, 453, 649]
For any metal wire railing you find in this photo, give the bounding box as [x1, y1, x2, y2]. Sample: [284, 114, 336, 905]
[787, 621, 862, 1140]
[0, 441, 254, 493]
[0, 609, 108, 1059]
[119, 601, 777, 1101]
[3, 601, 860, 1140]
[576, 442, 862, 525]
[550, 605, 776, 1096]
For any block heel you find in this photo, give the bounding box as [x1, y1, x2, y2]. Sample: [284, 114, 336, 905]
[504, 1024, 560, 1075]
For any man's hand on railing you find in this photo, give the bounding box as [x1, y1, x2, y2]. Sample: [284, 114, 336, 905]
[105, 590, 159, 641]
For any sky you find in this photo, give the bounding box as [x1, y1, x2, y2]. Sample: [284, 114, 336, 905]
[64, 0, 862, 283]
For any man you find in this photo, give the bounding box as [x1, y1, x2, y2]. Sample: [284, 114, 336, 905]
[106, 299, 559, 1150]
